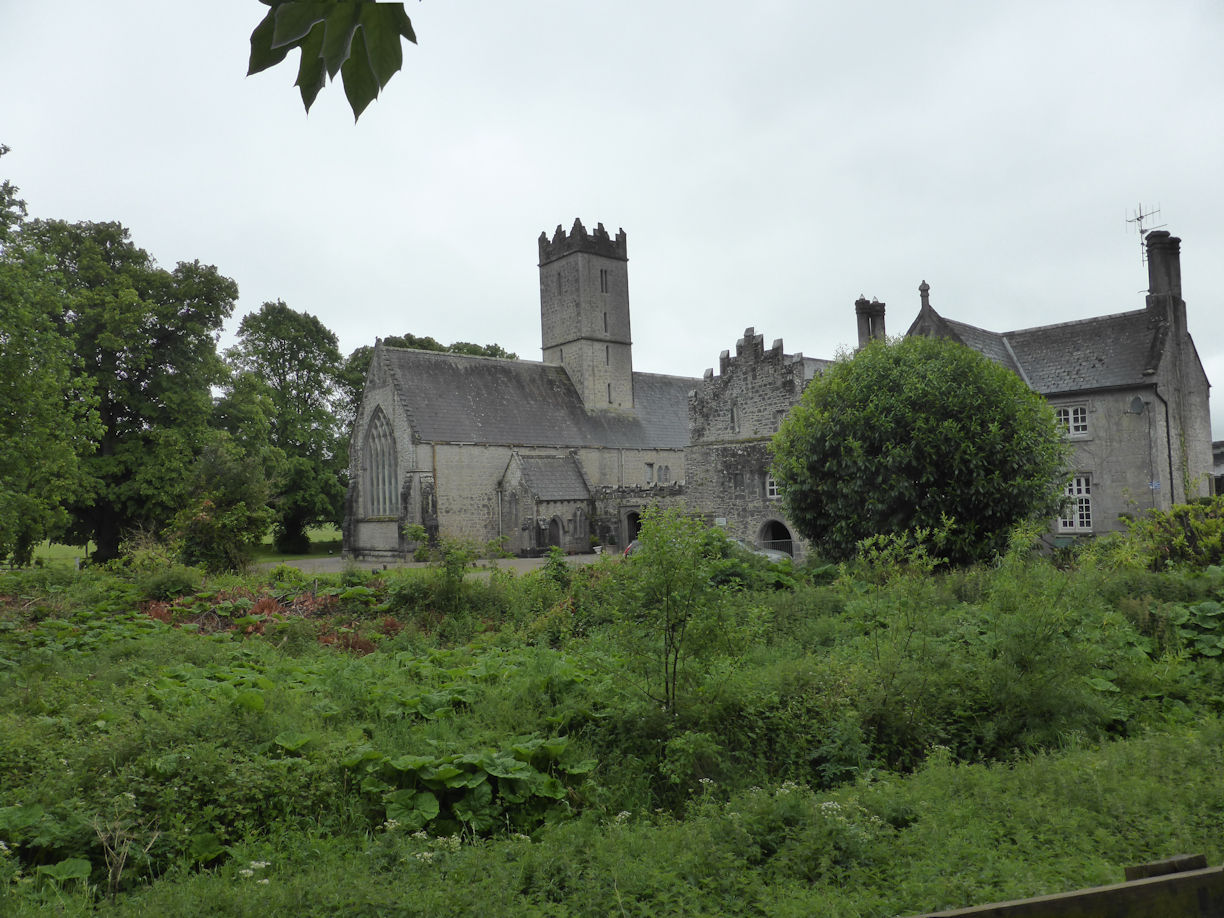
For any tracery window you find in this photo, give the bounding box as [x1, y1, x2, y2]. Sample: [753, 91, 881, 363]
[362, 408, 398, 518]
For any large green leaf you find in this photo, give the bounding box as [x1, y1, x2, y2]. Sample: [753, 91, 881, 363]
[248, 1, 417, 120]
[385, 788, 439, 830]
[37, 858, 93, 883]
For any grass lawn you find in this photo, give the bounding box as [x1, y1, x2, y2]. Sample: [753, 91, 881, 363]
[29, 540, 89, 568]
[28, 524, 344, 569]
[251, 524, 343, 563]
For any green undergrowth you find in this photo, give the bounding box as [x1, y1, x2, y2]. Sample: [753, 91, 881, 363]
[2, 536, 1223, 915]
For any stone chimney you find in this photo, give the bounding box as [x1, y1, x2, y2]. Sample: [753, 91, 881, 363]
[855, 296, 886, 348]
[1146, 230, 1182, 299]
[1145, 230, 1186, 336]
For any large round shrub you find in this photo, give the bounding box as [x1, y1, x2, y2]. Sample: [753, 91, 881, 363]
[771, 335, 1069, 565]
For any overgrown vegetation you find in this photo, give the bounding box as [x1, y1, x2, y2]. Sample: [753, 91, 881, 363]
[2, 515, 1223, 915]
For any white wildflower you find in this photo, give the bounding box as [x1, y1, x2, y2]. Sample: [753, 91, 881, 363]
[239, 869, 254, 878]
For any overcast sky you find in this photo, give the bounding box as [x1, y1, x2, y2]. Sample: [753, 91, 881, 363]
[3, 1, 1222, 434]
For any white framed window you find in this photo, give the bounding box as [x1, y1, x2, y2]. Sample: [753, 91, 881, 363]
[766, 474, 781, 500]
[1059, 474, 1092, 532]
[1055, 404, 1089, 438]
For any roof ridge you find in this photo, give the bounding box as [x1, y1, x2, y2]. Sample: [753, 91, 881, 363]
[381, 345, 543, 366]
[632, 370, 703, 382]
[980, 308, 1148, 338]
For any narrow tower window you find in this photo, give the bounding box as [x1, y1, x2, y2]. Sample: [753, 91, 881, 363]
[605, 344, 610, 365]
[603, 311, 608, 333]
[607, 383, 612, 403]
[600, 268, 609, 294]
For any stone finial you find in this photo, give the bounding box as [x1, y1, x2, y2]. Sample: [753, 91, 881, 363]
[919, 280, 931, 312]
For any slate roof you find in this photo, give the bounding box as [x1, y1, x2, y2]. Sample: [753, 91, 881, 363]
[912, 307, 1161, 396]
[518, 455, 590, 501]
[378, 346, 695, 449]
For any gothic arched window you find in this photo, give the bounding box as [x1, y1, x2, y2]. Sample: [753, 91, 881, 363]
[362, 408, 398, 518]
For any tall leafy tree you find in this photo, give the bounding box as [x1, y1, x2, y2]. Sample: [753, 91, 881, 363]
[0, 150, 99, 565]
[227, 300, 345, 552]
[771, 336, 1070, 566]
[19, 219, 238, 562]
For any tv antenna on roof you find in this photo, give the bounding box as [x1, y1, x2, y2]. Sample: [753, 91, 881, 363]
[1126, 203, 1166, 266]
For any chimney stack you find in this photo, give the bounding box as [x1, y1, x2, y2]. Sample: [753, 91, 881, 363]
[1146, 230, 1182, 299]
[855, 296, 886, 348]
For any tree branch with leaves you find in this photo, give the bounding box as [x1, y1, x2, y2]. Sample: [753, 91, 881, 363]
[248, 1, 417, 120]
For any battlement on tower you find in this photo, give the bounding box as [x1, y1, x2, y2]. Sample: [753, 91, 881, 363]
[538, 218, 627, 266]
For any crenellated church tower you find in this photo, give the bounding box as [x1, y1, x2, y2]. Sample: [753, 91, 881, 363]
[538, 218, 635, 411]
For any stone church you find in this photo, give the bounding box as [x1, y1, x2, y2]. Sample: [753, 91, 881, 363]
[343, 220, 698, 559]
[344, 221, 1212, 560]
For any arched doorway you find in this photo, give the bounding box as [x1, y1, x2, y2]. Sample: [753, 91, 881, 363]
[547, 516, 563, 548]
[759, 520, 794, 557]
[625, 511, 642, 543]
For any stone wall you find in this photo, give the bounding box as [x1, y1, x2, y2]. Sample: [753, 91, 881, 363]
[343, 349, 422, 558]
[686, 327, 821, 558]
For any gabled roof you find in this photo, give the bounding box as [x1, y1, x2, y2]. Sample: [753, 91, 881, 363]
[377, 346, 694, 449]
[518, 455, 590, 501]
[907, 306, 1162, 396]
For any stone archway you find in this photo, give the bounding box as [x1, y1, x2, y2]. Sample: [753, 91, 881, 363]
[759, 519, 794, 556]
[625, 511, 642, 543]
[547, 516, 563, 548]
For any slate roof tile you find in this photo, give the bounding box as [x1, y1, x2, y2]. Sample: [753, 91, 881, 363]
[518, 455, 590, 500]
[379, 347, 694, 448]
[918, 307, 1160, 395]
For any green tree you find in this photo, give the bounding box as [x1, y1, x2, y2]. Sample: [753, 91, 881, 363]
[771, 336, 1070, 566]
[226, 300, 345, 553]
[248, 1, 416, 120]
[620, 508, 758, 711]
[12, 220, 236, 563]
[0, 151, 99, 565]
[173, 430, 273, 573]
